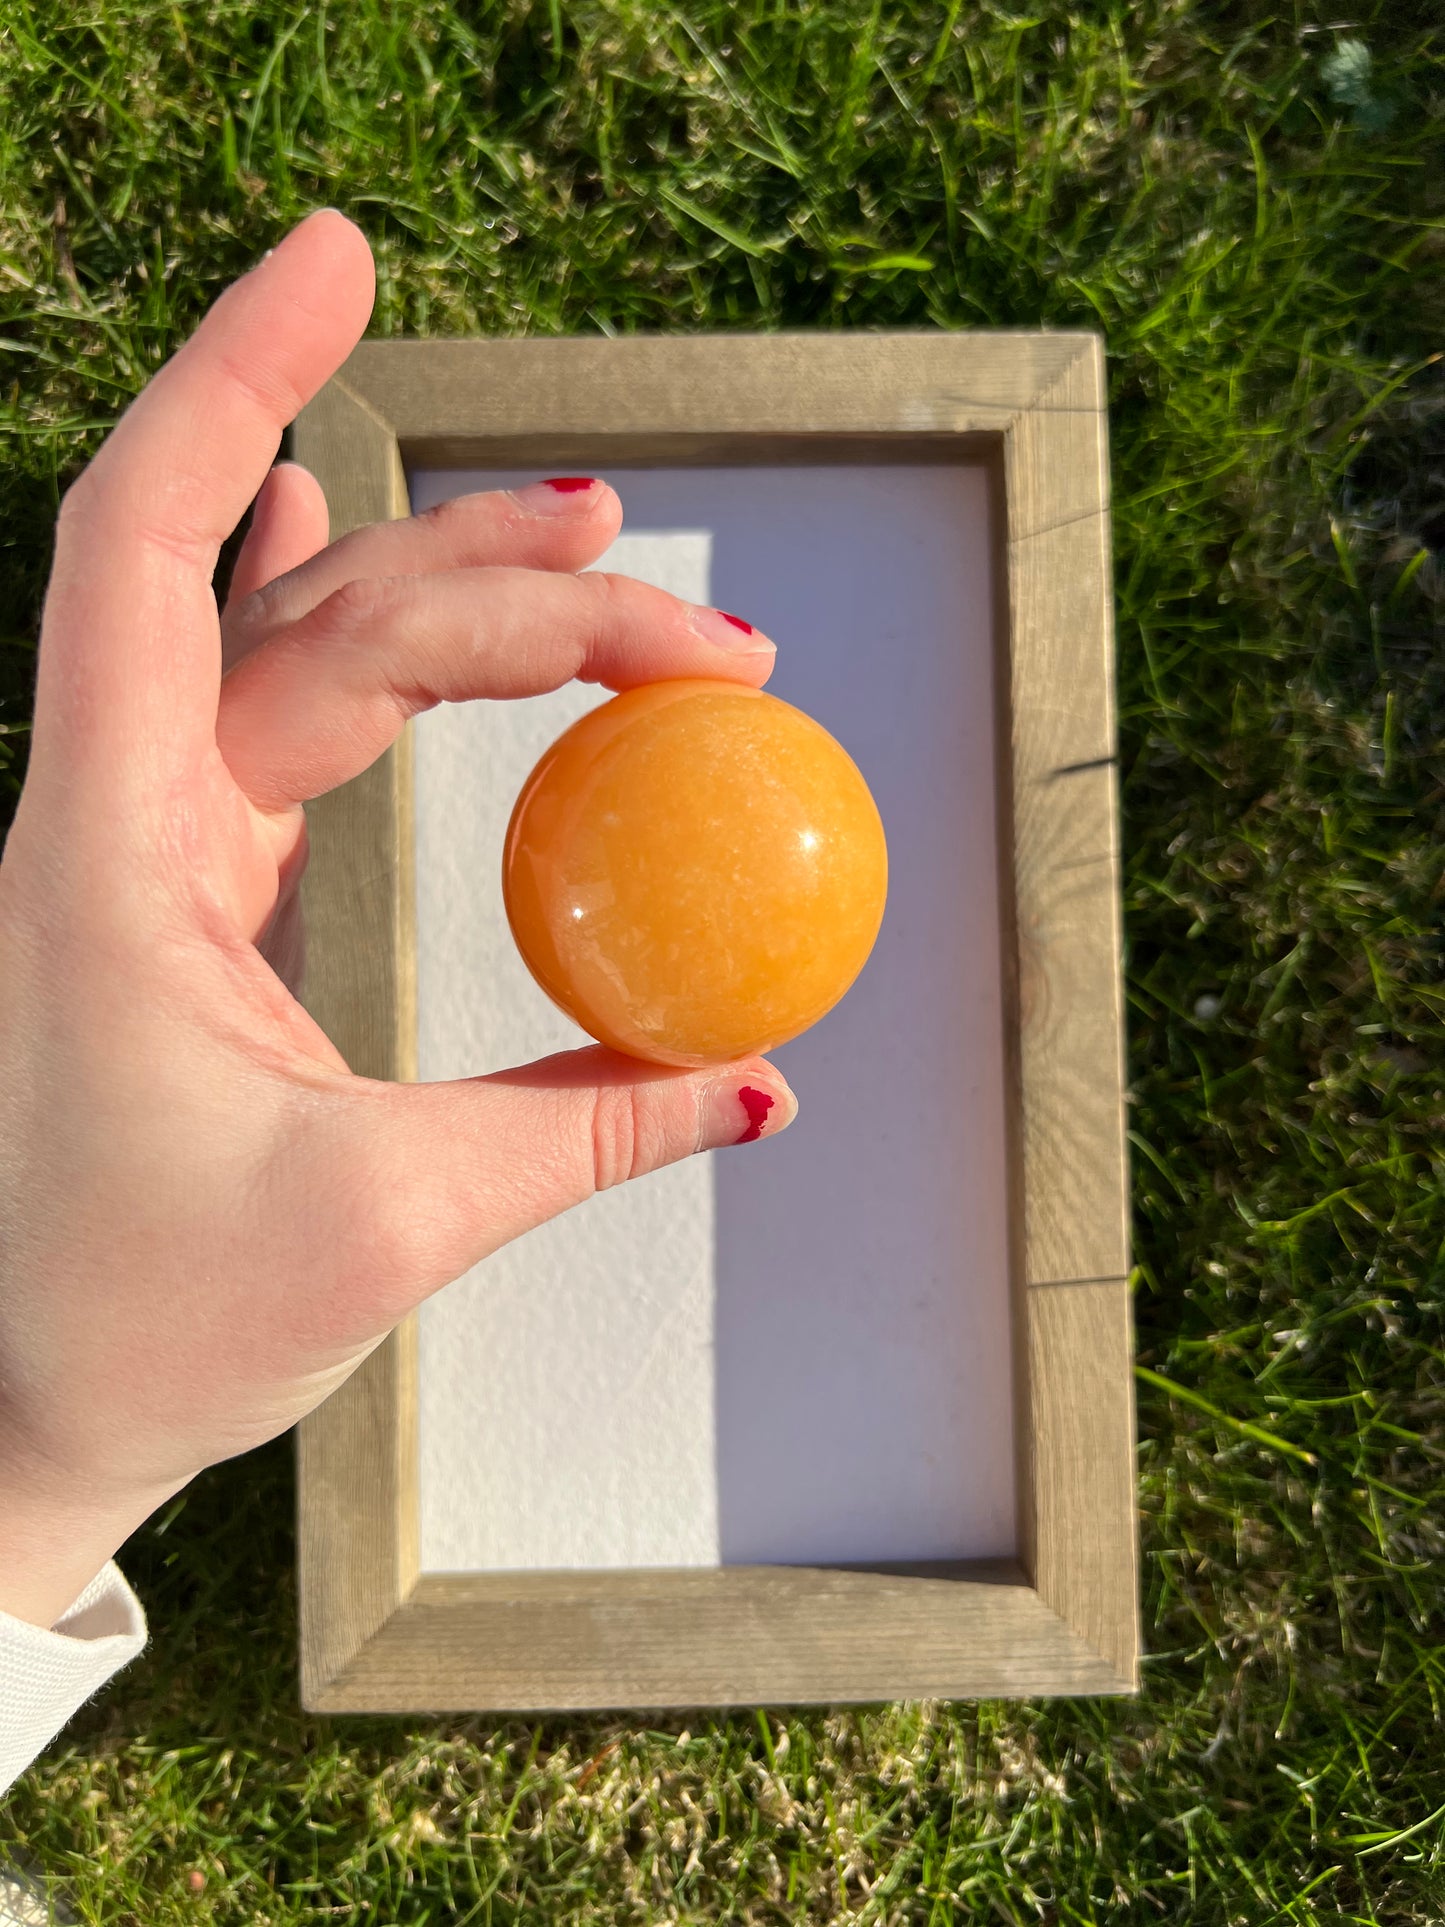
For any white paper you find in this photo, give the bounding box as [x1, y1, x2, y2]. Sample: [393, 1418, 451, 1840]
[407, 464, 1015, 1571]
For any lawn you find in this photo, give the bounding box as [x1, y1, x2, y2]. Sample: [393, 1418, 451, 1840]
[2, 1, 1444, 1920]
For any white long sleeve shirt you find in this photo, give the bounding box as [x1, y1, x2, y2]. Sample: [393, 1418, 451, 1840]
[0, 1563, 147, 1795]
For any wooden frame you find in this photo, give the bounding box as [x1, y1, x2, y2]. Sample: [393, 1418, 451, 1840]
[292, 332, 1136, 1711]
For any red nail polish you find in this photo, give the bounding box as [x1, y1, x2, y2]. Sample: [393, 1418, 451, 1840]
[735, 1086, 775, 1143]
[542, 476, 598, 493]
[718, 611, 754, 635]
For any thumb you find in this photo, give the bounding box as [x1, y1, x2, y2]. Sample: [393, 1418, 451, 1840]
[322, 1047, 798, 1329]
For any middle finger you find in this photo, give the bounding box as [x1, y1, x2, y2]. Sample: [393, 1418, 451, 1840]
[221, 475, 622, 661]
[216, 565, 776, 813]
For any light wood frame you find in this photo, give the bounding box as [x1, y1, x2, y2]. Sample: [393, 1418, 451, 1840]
[292, 332, 1137, 1712]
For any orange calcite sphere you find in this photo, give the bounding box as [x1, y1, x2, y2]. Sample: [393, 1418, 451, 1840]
[502, 679, 888, 1068]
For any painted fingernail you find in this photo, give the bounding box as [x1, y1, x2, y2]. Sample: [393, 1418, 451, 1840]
[508, 477, 604, 514]
[689, 605, 776, 653]
[701, 1076, 798, 1149]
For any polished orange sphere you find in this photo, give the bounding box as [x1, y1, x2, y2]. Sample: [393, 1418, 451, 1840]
[502, 679, 888, 1067]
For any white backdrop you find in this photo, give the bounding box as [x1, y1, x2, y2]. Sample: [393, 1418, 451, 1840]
[405, 463, 1015, 1572]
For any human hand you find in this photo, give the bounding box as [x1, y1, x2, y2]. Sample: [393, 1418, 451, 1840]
[0, 210, 795, 1629]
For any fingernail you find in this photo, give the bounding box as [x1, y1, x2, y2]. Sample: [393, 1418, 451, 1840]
[688, 605, 776, 653]
[701, 1076, 798, 1150]
[507, 477, 604, 515]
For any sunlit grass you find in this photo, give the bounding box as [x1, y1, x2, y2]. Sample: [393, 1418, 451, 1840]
[2, 1, 1443, 1920]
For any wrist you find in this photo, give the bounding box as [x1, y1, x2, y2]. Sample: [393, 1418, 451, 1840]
[0, 1451, 181, 1630]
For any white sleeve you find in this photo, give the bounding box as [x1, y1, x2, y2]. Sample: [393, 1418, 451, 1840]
[0, 1562, 148, 1796]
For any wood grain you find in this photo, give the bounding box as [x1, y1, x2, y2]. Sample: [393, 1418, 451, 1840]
[291, 379, 420, 1709]
[338, 331, 1102, 462]
[1011, 759, 1128, 1287]
[999, 341, 1129, 1290]
[1003, 332, 1110, 541]
[294, 375, 409, 551]
[308, 1563, 1128, 1711]
[290, 331, 1137, 1709]
[296, 1322, 417, 1709]
[1026, 1280, 1139, 1684]
[1004, 514, 1118, 786]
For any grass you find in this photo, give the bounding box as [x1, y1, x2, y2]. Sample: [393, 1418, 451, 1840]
[2, 0, 1444, 1919]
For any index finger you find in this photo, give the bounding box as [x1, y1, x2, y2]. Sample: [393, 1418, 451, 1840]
[31, 210, 374, 806]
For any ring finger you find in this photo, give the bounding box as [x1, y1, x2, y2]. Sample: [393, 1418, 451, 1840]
[220, 474, 623, 666]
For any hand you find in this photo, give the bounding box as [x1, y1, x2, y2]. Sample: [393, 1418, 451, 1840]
[0, 210, 795, 1629]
